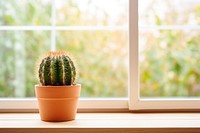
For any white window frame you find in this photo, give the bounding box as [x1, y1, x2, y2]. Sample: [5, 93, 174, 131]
[1, 0, 198, 112]
[129, 0, 200, 111]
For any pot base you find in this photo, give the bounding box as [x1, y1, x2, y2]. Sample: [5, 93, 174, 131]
[38, 98, 78, 122]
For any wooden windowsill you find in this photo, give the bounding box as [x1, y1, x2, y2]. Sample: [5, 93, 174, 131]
[0, 113, 200, 133]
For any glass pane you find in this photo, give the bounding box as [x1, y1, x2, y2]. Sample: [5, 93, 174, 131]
[0, 0, 51, 25]
[56, 0, 128, 26]
[56, 31, 128, 97]
[139, 0, 200, 25]
[0, 31, 50, 97]
[140, 30, 200, 97]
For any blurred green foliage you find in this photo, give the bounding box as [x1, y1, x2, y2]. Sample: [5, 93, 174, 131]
[57, 31, 128, 97]
[140, 0, 200, 97]
[0, 0, 128, 98]
[1, 0, 200, 98]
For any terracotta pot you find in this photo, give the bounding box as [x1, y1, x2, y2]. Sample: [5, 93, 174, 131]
[35, 84, 81, 122]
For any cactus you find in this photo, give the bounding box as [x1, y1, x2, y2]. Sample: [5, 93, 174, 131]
[38, 51, 76, 86]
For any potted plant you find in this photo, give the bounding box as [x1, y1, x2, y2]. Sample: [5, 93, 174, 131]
[35, 51, 81, 122]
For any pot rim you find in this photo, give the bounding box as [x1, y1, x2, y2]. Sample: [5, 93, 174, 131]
[35, 84, 81, 88]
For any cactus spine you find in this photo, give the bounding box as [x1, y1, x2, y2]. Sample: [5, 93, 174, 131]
[39, 51, 76, 86]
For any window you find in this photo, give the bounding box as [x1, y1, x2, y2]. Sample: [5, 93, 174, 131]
[1, 0, 200, 112]
[129, 0, 200, 110]
[0, 0, 129, 111]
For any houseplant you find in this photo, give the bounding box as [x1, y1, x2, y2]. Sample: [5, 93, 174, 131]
[35, 51, 81, 122]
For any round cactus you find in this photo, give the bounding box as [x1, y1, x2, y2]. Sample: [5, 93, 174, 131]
[38, 51, 76, 86]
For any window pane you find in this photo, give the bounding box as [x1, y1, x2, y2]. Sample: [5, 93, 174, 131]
[140, 30, 200, 97]
[56, 0, 128, 26]
[139, 0, 200, 25]
[56, 31, 128, 97]
[0, 0, 51, 25]
[0, 31, 50, 97]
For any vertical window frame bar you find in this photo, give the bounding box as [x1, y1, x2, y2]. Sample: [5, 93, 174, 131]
[51, 0, 56, 51]
[129, 0, 139, 110]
